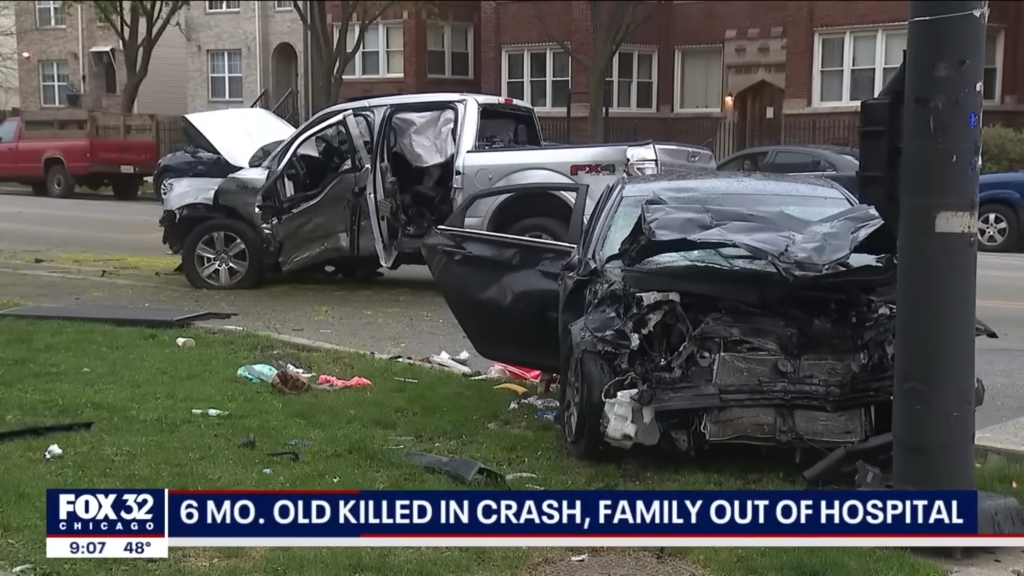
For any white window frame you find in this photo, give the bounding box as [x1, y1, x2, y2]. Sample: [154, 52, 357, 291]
[205, 1, 240, 13]
[340, 21, 405, 79]
[208, 50, 243, 102]
[605, 47, 657, 112]
[36, 0, 65, 28]
[501, 46, 571, 111]
[984, 28, 1005, 104]
[274, 0, 293, 10]
[812, 27, 911, 106]
[426, 23, 474, 79]
[39, 60, 69, 107]
[673, 46, 724, 113]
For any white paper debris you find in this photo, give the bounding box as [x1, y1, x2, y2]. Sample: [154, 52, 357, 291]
[43, 444, 63, 460]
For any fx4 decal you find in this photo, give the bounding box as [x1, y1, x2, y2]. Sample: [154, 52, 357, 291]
[569, 163, 616, 177]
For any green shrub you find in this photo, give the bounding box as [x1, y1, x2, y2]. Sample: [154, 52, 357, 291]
[981, 125, 1024, 174]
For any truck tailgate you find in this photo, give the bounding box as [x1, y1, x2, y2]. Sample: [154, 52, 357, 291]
[89, 138, 159, 169]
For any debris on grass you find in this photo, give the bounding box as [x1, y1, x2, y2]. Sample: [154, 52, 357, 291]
[43, 444, 63, 459]
[0, 422, 94, 443]
[505, 472, 538, 482]
[267, 451, 302, 462]
[494, 383, 528, 395]
[428, 351, 473, 374]
[536, 409, 558, 423]
[175, 337, 196, 348]
[405, 451, 507, 486]
[570, 554, 588, 562]
[312, 374, 372, 389]
[487, 362, 542, 382]
[238, 364, 278, 383]
[395, 377, 419, 383]
[509, 396, 559, 411]
[192, 408, 228, 416]
[239, 434, 257, 449]
[272, 368, 310, 394]
[286, 439, 313, 447]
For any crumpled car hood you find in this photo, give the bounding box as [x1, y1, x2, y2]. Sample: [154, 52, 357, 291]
[618, 193, 885, 274]
[183, 108, 294, 169]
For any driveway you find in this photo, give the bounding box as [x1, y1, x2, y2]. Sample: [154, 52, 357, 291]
[0, 191, 1023, 429]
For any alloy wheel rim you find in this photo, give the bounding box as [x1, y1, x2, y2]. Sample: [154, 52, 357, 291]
[194, 231, 249, 286]
[978, 212, 1009, 246]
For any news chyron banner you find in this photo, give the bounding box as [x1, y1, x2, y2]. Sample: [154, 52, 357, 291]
[47, 488, 1002, 558]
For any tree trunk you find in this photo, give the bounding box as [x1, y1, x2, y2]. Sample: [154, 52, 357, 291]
[120, 75, 142, 113]
[586, 68, 607, 143]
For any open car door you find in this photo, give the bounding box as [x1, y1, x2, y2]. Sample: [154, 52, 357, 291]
[421, 183, 589, 373]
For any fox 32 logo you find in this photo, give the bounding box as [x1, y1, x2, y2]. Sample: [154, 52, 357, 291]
[57, 493, 157, 532]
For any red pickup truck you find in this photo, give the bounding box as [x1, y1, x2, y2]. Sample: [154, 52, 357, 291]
[0, 109, 160, 200]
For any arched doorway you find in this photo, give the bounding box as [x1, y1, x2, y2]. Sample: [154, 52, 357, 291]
[735, 80, 785, 149]
[270, 42, 298, 106]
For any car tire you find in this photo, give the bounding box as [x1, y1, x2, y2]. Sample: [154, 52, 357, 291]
[978, 204, 1018, 252]
[560, 349, 611, 460]
[46, 164, 75, 198]
[504, 217, 570, 243]
[182, 219, 265, 290]
[30, 182, 47, 196]
[111, 178, 141, 201]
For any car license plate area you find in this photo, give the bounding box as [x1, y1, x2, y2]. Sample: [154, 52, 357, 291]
[120, 165, 135, 173]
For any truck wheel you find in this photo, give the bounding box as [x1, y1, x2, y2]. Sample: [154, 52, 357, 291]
[182, 219, 265, 290]
[46, 164, 75, 198]
[111, 178, 141, 201]
[30, 183, 47, 196]
[504, 217, 570, 243]
[978, 204, 1018, 252]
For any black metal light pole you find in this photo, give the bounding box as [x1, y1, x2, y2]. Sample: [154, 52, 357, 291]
[893, 0, 988, 490]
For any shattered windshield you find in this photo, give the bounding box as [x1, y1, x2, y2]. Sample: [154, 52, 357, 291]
[601, 192, 882, 272]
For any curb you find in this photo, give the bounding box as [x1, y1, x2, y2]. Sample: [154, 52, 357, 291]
[201, 324, 478, 375]
[975, 416, 1024, 462]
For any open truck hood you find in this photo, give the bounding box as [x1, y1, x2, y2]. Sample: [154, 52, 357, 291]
[183, 108, 295, 169]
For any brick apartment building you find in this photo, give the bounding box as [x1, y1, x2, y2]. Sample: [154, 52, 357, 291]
[328, 0, 1024, 156]
[12, 0, 187, 114]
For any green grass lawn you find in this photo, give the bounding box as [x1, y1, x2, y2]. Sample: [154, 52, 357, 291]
[0, 318, 1010, 576]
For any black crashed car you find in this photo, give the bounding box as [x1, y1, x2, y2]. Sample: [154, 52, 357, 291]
[421, 172, 995, 460]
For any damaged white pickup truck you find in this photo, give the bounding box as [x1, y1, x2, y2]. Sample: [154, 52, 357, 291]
[158, 93, 714, 289]
[421, 171, 995, 468]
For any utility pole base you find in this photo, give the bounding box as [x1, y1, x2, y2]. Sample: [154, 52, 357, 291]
[977, 491, 1024, 534]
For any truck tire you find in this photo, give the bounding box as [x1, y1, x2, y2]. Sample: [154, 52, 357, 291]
[30, 183, 47, 196]
[46, 164, 75, 198]
[978, 204, 1018, 252]
[112, 178, 141, 201]
[182, 219, 265, 290]
[504, 217, 570, 243]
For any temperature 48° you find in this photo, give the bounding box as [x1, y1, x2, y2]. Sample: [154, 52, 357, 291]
[124, 541, 152, 554]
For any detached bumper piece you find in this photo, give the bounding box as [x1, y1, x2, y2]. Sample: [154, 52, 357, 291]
[0, 304, 235, 327]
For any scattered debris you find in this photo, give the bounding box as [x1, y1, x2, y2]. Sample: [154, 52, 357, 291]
[487, 362, 543, 382]
[390, 436, 414, 442]
[405, 451, 508, 486]
[267, 451, 302, 462]
[0, 422, 93, 443]
[494, 383, 528, 395]
[509, 396, 560, 411]
[43, 444, 63, 460]
[192, 409, 229, 417]
[272, 368, 310, 394]
[313, 375, 372, 389]
[81, 368, 90, 372]
[428, 351, 473, 374]
[505, 472, 538, 481]
[525, 484, 545, 490]
[395, 377, 419, 383]
[11, 564, 34, 574]
[536, 410, 558, 423]
[238, 434, 256, 449]
[237, 364, 278, 384]
[262, 468, 273, 474]
[286, 439, 313, 447]
[570, 554, 588, 562]
[0, 304, 234, 327]
[175, 337, 196, 348]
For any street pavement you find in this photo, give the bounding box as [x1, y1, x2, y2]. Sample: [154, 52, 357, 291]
[1, 190, 1023, 429]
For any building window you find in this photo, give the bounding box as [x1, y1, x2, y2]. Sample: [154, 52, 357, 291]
[426, 23, 472, 78]
[503, 47, 570, 109]
[675, 47, 723, 111]
[40, 60, 70, 107]
[36, 0, 65, 28]
[274, 0, 293, 9]
[342, 22, 404, 78]
[208, 50, 243, 101]
[984, 28, 1003, 103]
[605, 48, 656, 111]
[206, 1, 240, 12]
[814, 28, 907, 105]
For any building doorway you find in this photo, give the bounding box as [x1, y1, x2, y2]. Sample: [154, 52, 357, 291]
[271, 42, 298, 106]
[735, 80, 784, 150]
